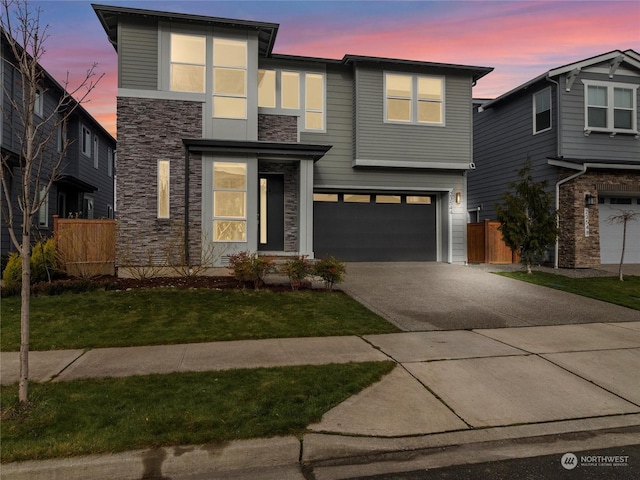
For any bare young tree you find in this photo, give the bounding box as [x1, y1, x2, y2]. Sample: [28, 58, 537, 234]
[1, 0, 103, 403]
[607, 209, 639, 282]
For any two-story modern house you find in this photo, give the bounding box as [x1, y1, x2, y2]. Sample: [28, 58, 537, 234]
[1, 32, 116, 256]
[93, 4, 492, 272]
[469, 50, 640, 268]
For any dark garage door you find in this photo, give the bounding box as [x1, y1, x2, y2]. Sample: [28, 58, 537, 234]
[314, 193, 437, 261]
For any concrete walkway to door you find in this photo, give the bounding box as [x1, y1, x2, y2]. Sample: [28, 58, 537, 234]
[340, 262, 640, 331]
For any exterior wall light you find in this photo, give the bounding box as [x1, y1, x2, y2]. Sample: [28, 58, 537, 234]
[455, 192, 462, 204]
[585, 193, 596, 206]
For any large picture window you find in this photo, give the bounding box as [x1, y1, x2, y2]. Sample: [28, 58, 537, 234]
[213, 38, 247, 119]
[533, 88, 551, 133]
[170, 33, 205, 93]
[385, 73, 444, 125]
[584, 80, 638, 134]
[213, 162, 247, 241]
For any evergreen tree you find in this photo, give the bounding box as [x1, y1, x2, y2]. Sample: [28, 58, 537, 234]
[496, 161, 559, 274]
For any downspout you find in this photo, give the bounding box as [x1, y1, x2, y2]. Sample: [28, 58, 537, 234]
[184, 147, 190, 267]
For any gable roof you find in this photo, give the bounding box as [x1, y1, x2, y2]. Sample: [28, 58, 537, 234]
[92, 4, 279, 57]
[479, 49, 640, 111]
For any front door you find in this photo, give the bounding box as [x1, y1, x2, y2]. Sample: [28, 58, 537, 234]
[258, 174, 285, 251]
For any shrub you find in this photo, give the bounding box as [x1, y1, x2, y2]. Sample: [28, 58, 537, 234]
[31, 238, 59, 283]
[227, 252, 275, 289]
[2, 252, 22, 287]
[313, 256, 346, 290]
[282, 256, 313, 290]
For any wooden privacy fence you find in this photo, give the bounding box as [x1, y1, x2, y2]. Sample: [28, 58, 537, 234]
[53, 216, 116, 277]
[467, 220, 520, 264]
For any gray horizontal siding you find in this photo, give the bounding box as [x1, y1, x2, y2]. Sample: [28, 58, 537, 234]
[469, 84, 558, 221]
[354, 67, 473, 166]
[559, 72, 640, 162]
[119, 20, 158, 90]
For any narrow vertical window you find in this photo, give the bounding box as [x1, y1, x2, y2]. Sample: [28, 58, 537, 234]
[83, 196, 94, 219]
[81, 126, 91, 156]
[107, 148, 113, 177]
[34, 88, 43, 117]
[38, 187, 48, 226]
[213, 162, 246, 241]
[258, 69, 276, 108]
[533, 88, 551, 133]
[170, 33, 206, 93]
[305, 73, 324, 130]
[93, 136, 99, 169]
[213, 38, 247, 119]
[158, 160, 170, 219]
[260, 178, 268, 244]
[281, 71, 300, 109]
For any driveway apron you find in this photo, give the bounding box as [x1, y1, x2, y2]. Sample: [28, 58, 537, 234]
[340, 262, 640, 331]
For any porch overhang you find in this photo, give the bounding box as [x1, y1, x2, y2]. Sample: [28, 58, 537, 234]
[55, 175, 99, 192]
[548, 157, 640, 171]
[182, 139, 332, 162]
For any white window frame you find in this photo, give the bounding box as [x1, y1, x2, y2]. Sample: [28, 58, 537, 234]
[93, 136, 99, 169]
[212, 161, 247, 242]
[212, 37, 247, 119]
[157, 160, 170, 219]
[384, 73, 445, 126]
[582, 80, 638, 134]
[81, 125, 91, 157]
[304, 72, 325, 132]
[38, 186, 48, 227]
[533, 87, 552, 134]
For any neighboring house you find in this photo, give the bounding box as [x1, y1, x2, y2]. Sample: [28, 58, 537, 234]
[1, 32, 116, 256]
[93, 4, 492, 271]
[469, 50, 640, 268]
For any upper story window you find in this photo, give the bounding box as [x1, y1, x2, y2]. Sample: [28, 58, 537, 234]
[108, 148, 114, 177]
[258, 69, 325, 131]
[213, 38, 247, 119]
[34, 88, 44, 117]
[93, 136, 99, 169]
[81, 125, 91, 157]
[170, 33, 206, 93]
[385, 73, 444, 125]
[533, 88, 552, 134]
[583, 80, 638, 134]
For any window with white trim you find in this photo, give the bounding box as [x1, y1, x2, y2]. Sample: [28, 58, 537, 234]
[38, 186, 48, 226]
[81, 125, 91, 157]
[157, 160, 170, 219]
[34, 88, 43, 117]
[533, 88, 551, 134]
[213, 38, 247, 119]
[385, 73, 444, 125]
[83, 196, 94, 219]
[213, 162, 246, 241]
[93, 136, 99, 169]
[305, 73, 324, 130]
[584, 80, 638, 134]
[170, 33, 206, 93]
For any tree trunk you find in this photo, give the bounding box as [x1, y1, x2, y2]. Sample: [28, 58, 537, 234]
[619, 220, 627, 282]
[19, 230, 31, 403]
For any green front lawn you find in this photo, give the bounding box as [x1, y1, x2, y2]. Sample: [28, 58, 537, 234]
[1, 288, 399, 351]
[0, 362, 395, 462]
[496, 272, 640, 310]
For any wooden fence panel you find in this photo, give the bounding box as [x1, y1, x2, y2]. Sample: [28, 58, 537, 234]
[467, 220, 519, 264]
[54, 217, 116, 277]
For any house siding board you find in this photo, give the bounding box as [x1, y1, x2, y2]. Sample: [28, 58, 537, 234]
[119, 20, 159, 90]
[468, 86, 558, 222]
[559, 72, 640, 161]
[354, 67, 473, 166]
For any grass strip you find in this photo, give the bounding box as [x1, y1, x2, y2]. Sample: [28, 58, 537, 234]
[1, 361, 395, 462]
[1, 289, 399, 351]
[496, 272, 640, 311]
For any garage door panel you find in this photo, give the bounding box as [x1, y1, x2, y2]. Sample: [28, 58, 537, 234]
[599, 201, 640, 264]
[314, 196, 436, 261]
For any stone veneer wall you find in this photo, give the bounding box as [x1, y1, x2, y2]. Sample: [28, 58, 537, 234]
[558, 170, 639, 268]
[116, 97, 202, 268]
[258, 114, 300, 252]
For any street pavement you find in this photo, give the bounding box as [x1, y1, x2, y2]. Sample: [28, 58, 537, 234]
[2, 264, 640, 479]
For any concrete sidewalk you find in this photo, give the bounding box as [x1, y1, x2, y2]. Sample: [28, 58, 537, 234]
[2, 321, 640, 479]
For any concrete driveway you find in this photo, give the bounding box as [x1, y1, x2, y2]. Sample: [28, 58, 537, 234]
[341, 262, 640, 331]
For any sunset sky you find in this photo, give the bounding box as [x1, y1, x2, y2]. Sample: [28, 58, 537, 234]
[17, 0, 640, 138]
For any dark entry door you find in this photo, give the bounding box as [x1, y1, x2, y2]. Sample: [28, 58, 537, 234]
[258, 174, 285, 251]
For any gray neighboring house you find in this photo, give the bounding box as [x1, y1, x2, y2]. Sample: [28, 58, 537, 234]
[1, 32, 116, 256]
[92, 4, 492, 271]
[469, 50, 640, 268]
